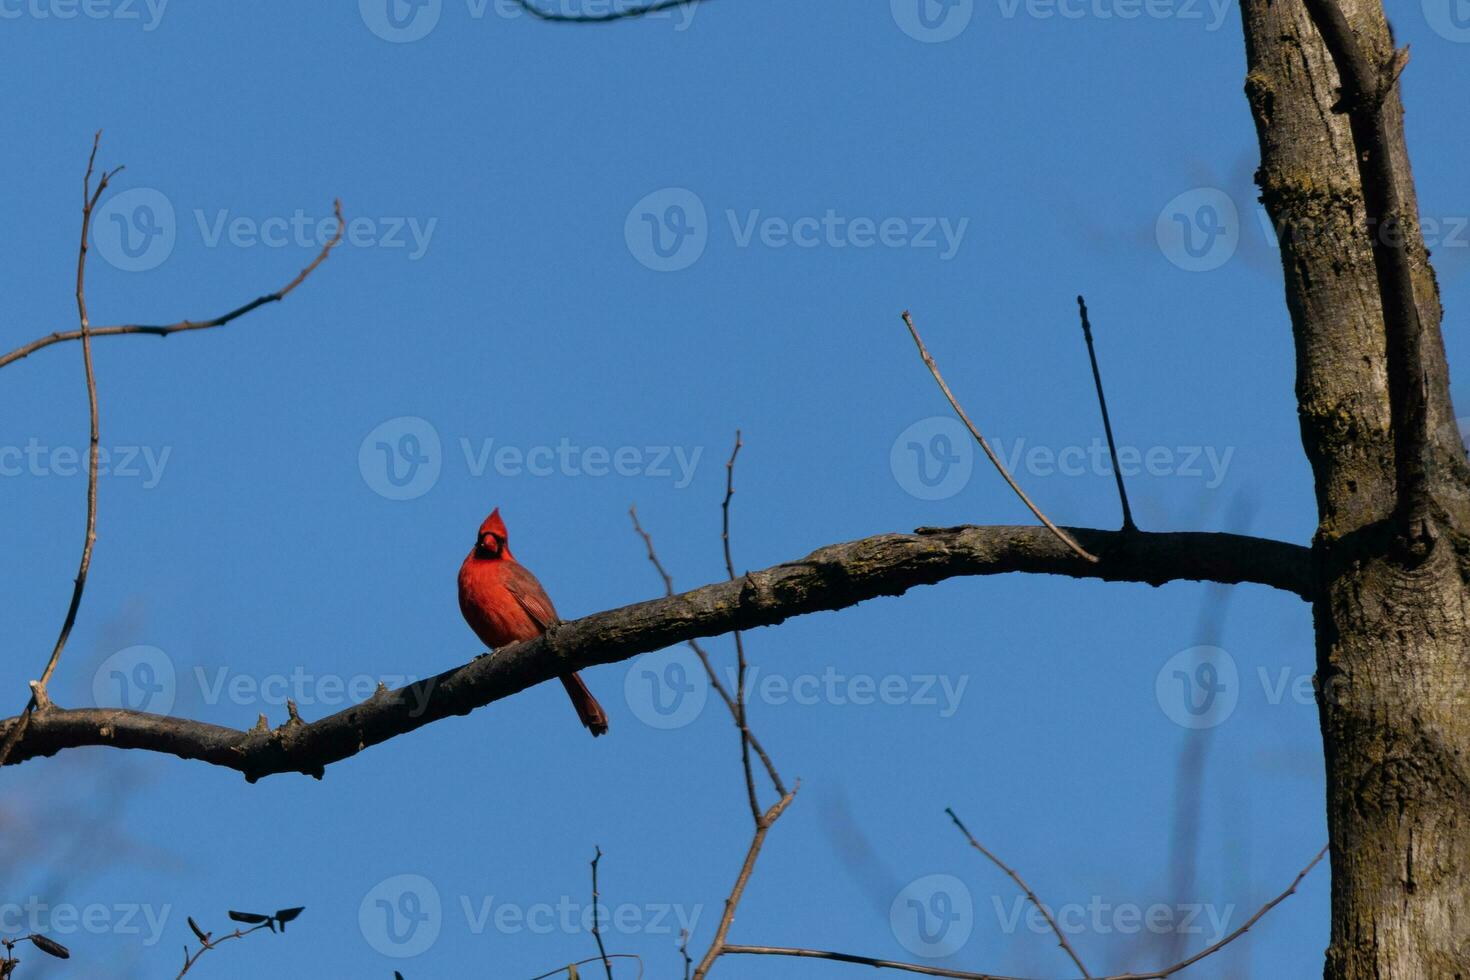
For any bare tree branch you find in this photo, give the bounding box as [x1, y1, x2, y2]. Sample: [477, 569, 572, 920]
[508, 0, 703, 24]
[722, 842, 1326, 978]
[0, 199, 344, 371]
[902, 311, 1098, 563]
[628, 506, 785, 795]
[946, 807, 1092, 978]
[1075, 296, 1135, 533]
[0, 133, 121, 771]
[590, 847, 614, 980]
[0, 525, 1309, 778]
[1298, 0, 1431, 549]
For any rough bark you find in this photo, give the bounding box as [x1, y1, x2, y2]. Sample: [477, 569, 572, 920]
[1239, 1, 1470, 974]
[0, 524, 1308, 780]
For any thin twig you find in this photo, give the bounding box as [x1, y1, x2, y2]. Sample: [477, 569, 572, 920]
[1075, 297, 1135, 532]
[946, 807, 1092, 978]
[176, 923, 274, 978]
[591, 847, 614, 980]
[725, 844, 1326, 980]
[526, 955, 644, 980]
[508, 0, 703, 23]
[0, 198, 345, 371]
[679, 931, 693, 980]
[720, 431, 764, 825]
[722, 946, 1026, 979]
[1106, 844, 1329, 980]
[901, 311, 1097, 563]
[627, 506, 786, 796]
[690, 789, 799, 980]
[0, 133, 119, 770]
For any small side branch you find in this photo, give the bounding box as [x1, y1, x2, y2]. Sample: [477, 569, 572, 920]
[723, 843, 1325, 979]
[590, 847, 614, 980]
[902, 311, 1098, 563]
[0, 199, 344, 371]
[946, 807, 1091, 978]
[1075, 296, 1135, 532]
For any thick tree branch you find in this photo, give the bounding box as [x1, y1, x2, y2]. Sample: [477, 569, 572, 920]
[0, 525, 1310, 779]
[1299, 0, 1431, 546]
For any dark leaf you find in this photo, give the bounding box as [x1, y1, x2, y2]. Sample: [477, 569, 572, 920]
[228, 910, 271, 925]
[28, 935, 70, 959]
[395, 973, 405, 980]
[188, 916, 210, 943]
[273, 906, 305, 930]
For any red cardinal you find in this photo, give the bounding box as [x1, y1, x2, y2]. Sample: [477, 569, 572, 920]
[458, 507, 608, 737]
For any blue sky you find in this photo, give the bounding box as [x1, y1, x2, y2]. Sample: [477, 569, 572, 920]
[2, 1, 1468, 977]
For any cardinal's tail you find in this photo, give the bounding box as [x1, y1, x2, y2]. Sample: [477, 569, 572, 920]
[560, 671, 609, 737]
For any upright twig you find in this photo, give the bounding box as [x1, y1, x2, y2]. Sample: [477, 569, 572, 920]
[0, 133, 121, 770]
[946, 808, 1092, 978]
[686, 433, 801, 980]
[901, 311, 1098, 563]
[1298, 0, 1430, 549]
[690, 790, 799, 980]
[720, 432, 764, 825]
[627, 507, 786, 796]
[1075, 297, 1135, 532]
[590, 847, 614, 980]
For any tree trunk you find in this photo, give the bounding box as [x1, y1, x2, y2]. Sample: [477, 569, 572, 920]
[1239, 1, 1470, 974]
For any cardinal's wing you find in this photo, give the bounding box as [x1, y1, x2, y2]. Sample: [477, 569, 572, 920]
[502, 562, 560, 632]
